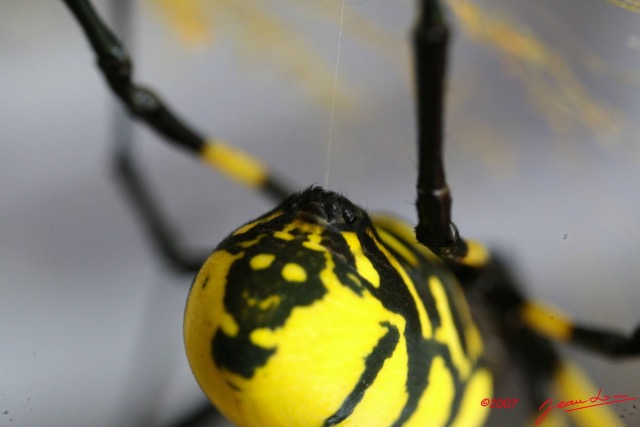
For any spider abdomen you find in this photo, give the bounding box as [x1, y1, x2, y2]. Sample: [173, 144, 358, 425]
[184, 188, 491, 427]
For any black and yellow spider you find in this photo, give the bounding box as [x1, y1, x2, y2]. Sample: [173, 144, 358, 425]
[28, 0, 639, 426]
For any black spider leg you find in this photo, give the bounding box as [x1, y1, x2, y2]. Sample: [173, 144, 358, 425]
[62, 0, 293, 273]
[470, 256, 564, 416]
[106, 3, 220, 427]
[413, 0, 468, 262]
[469, 255, 640, 415]
[571, 324, 640, 357]
[414, 0, 640, 359]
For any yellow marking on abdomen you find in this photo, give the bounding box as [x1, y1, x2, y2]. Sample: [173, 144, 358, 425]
[282, 263, 307, 282]
[376, 228, 419, 267]
[250, 253, 275, 270]
[371, 213, 441, 263]
[273, 221, 325, 242]
[449, 368, 492, 427]
[372, 234, 433, 340]
[234, 250, 409, 427]
[201, 139, 268, 188]
[258, 295, 281, 310]
[342, 232, 381, 288]
[429, 276, 472, 379]
[184, 250, 245, 416]
[232, 210, 283, 236]
[406, 356, 454, 426]
[302, 233, 326, 252]
[220, 313, 239, 336]
[274, 231, 295, 241]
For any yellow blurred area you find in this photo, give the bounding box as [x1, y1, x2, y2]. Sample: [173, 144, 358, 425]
[145, 0, 639, 156]
[144, 0, 405, 108]
[606, 0, 640, 12]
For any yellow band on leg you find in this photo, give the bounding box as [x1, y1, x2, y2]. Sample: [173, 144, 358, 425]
[555, 362, 621, 427]
[201, 140, 268, 188]
[460, 239, 490, 269]
[520, 303, 572, 342]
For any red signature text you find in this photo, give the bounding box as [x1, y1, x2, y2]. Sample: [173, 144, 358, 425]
[536, 389, 638, 425]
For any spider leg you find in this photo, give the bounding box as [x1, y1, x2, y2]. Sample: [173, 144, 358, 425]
[61, 0, 292, 202]
[413, 0, 469, 263]
[520, 300, 640, 358]
[471, 255, 637, 425]
[473, 256, 640, 358]
[414, 0, 639, 359]
[61, 0, 294, 272]
[112, 135, 209, 273]
[470, 256, 563, 415]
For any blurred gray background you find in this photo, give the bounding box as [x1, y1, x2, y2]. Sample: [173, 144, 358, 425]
[1, 0, 639, 426]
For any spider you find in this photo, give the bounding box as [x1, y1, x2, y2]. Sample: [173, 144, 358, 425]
[2, 2, 636, 427]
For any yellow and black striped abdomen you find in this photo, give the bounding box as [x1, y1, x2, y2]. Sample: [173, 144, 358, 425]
[184, 187, 492, 427]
